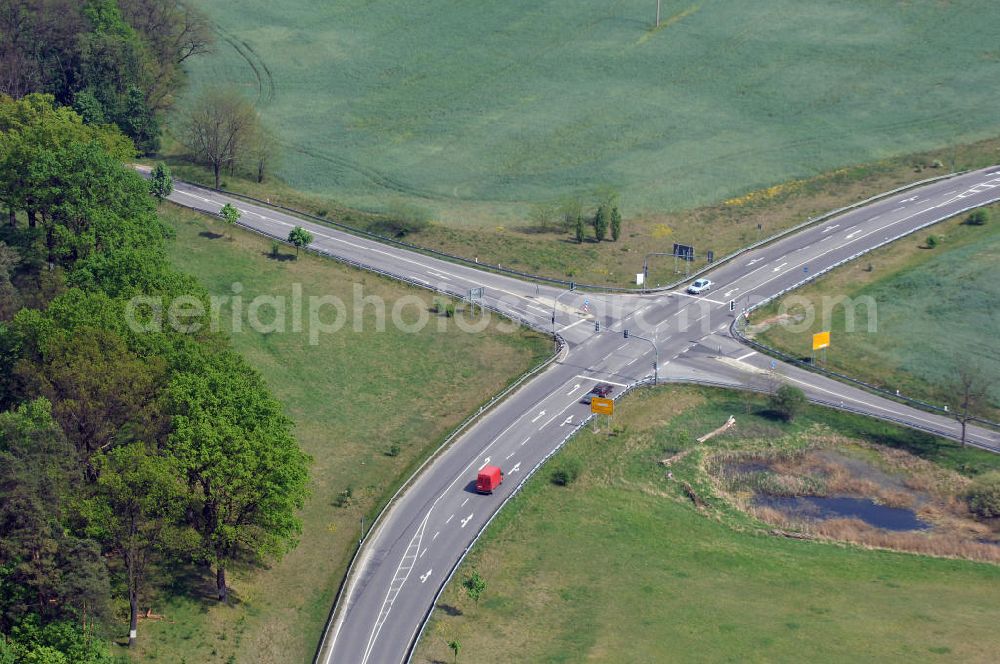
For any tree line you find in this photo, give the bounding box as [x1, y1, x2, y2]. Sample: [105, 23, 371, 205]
[0, 0, 213, 154]
[0, 95, 310, 661]
[529, 195, 624, 243]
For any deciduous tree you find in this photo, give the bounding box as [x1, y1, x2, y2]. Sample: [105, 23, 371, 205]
[288, 226, 313, 256]
[148, 162, 172, 201]
[166, 351, 310, 603]
[178, 88, 258, 189]
[83, 442, 183, 647]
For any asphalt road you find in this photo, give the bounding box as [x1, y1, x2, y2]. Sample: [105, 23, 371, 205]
[155, 166, 1000, 664]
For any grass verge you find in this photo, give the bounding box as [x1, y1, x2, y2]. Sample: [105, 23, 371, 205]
[134, 204, 550, 663]
[151, 133, 1000, 288]
[752, 205, 1000, 421]
[416, 386, 1000, 663]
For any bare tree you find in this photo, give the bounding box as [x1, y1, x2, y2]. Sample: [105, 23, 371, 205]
[948, 362, 994, 446]
[119, 0, 214, 111]
[177, 88, 257, 189]
[243, 124, 278, 183]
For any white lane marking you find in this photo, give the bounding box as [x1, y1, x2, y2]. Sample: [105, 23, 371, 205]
[891, 206, 905, 212]
[672, 291, 725, 305]
[506, 451, 515, 460]
[478, 457, 491, 470]
[562, 318, 589, 331]
[821, 224, 840, 234]
[560, 415, 574, 427]
[566, 384, 581, 395]
[737, 204, 941, 297]
[573, 375, 629, 388]
[427, 270, 450, 281]
[460, 514, 473, 528]
[540, 399, 579, 430]
[626, 357, 638, 366]
[616, 342, 629, 352]
[461, 497, 469, 507]
[419, 569, 432, 583]
[520, 436, 531, 446]
[531, 411, 546, 423]
[445, 514, 454, 524]
[772, 262, 788, 272]
[420, 548, 426, 559]
[360, 511, 429, 664]
[784, 374, 946, 428]
[432, 531, 440, 541]
[736, 351, 757, 361]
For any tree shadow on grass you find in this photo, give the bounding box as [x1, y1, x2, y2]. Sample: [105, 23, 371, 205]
[262, 250, 295, 262]
[436, 603, 463, 617]
[199, 231, 224, 240]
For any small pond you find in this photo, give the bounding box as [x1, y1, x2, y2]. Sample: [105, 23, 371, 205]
[755, 495, 929, 532]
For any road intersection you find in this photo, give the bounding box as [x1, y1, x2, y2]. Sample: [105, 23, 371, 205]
[159, 165, 1000, 663]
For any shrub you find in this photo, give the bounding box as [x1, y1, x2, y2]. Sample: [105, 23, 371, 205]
[550, 458, 582, 486]
[966, 471, 1000, 519]
[926, 235, 938, 248]
[769, 384, 807, 422]
[376, 202, 431, 236]
[965, 209, 989, 226]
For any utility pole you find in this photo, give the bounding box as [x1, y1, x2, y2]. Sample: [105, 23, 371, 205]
[551, 283, 576, 349]
[656, 0, 661, 27]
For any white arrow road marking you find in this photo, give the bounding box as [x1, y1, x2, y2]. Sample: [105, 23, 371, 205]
[821, 224, 840, 233]
[510, 462, 521, 474]
[478, 457, 491, 470]
[772, 262, 788, 272]
[566, 384, 581, 395]
[845, 230, 862, 239]
[460, 514, 473, 528]
[723, 288, 740, 297]
[560, 415, 574, 427]
[531, 411, 546, 423]
[900, 195, 918, 203]
[420, 570, 432, 584]
[747, 258, 763, 266]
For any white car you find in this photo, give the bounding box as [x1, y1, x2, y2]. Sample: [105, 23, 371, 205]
[687, 278, 713, 294]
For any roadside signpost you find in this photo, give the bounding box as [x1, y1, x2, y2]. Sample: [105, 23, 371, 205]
[591, 396, 614, 432]
[591, 397, 614, 415]
[812, 330, 830, 364]
[467, 287, 484, 314]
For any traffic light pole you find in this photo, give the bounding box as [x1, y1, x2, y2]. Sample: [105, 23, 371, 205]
[551, 284, 576, 347]
[624, 330, 659, 384]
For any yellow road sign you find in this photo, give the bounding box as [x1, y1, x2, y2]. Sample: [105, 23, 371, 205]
[812, 330, 831, 351]
[591, 397, 614, 415]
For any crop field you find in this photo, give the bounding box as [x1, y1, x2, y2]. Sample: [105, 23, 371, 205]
[137, 205, 549, 663]
[181, 0, 1000, 224]
[754, 207, 1000, 420]
[416, 386, 1000, 663]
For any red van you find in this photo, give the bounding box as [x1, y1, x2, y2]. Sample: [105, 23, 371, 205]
[476, 466, 504, 494]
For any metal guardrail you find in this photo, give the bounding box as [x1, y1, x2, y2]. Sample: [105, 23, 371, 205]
[403, 375, 656, 664]
[175, 169, 965, 295]
[725, 190, 1000, 433]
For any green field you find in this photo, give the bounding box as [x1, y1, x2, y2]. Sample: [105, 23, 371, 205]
[180, 0, 1000, 224]
[137, 205, 549, 663]
[755, 207, 1000, 420]
[416, 386, 1000, 663]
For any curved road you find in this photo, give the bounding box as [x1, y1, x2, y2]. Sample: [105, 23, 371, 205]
[157, 166, 1000, 663]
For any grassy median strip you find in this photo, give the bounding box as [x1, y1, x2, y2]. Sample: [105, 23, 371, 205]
[135, 204, 549, 663]
[752, 205, 1000, 421]
[416, 386, 1000, 663]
